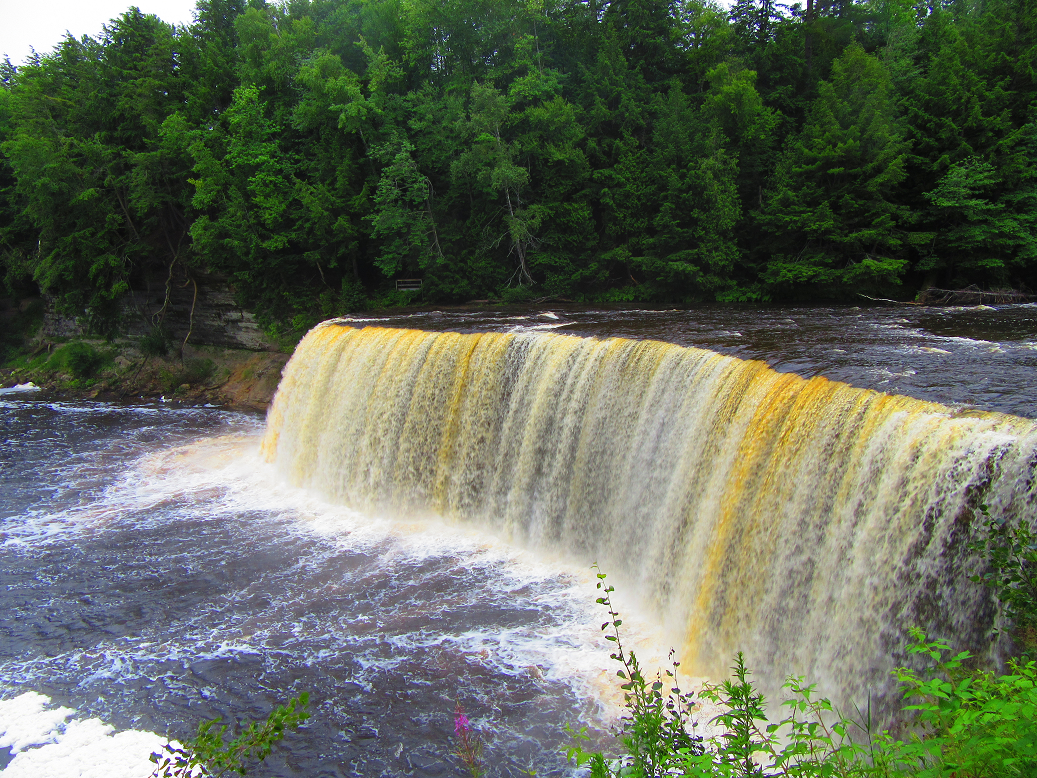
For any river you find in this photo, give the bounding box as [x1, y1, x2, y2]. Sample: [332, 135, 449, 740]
[1, 303, 1035, 777]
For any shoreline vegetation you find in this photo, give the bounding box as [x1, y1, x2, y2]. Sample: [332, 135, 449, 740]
[0, 336, 289, 411]
[3, 290, 1033, 410]
[568, 599, 1037, 777]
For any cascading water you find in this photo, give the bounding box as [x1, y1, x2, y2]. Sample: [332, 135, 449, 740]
[263, 322, 1037, 714]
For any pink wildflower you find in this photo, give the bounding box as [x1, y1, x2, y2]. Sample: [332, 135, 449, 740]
[453, 702, 484, 778]
[454, 705, 472, 735]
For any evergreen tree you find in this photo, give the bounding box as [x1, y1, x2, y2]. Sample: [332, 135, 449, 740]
[759, 42, 911, 297]
[921, 134, 1037, 288]
[0, 0, 1033, 319]
[1, 12, 193, 334]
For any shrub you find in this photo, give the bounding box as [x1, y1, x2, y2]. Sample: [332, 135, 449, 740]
[970, 504, 1037, 655]
[569, 571, 1037, 778]
[368, 288, 422, 309]
[184, 358, 215, 384]
[499, 285, 537, 304]
[140, 326, 170, 358]
[570, 567, 701, 778]
[62, 341, 107, 378]
[322, 278, 367, 315]
[159, 358, 216, 392]
[591, 286, 643, 304]
[889, 631, 1037, 777]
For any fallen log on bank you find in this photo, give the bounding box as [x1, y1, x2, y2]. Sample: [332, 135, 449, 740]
[915, 285, 1036, 306]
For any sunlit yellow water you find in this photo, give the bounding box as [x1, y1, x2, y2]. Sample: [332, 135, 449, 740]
[262, 323, 1037, 708]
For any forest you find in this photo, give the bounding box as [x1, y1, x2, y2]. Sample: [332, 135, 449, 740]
[2, 0, 1037, 336]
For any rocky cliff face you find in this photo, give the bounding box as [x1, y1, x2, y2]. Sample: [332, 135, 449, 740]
[40, 271, 278, 352]
[4, 272, 291, 411]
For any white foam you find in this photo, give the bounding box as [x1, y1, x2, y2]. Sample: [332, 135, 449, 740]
[0, 383, 40, 395]
[507, 322, 570, 332]
[0, 692, 167, 778]
[938, 304, 1000, 312]
[326, 313, 435, 325]
[0, 692, 74, 752]
[934, 335, 996, 346]
[3, 427, 687, 737]
[127, 436, 675, 722]
[868, 368, 917, 382]
[869, 322, 1008, 351]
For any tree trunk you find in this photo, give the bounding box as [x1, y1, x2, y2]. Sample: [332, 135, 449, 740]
[805, 0, 813, 74]
[504, 188, 533, 285]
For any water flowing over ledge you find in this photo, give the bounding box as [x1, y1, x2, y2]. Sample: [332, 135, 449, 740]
[262, 322, 1037, 712]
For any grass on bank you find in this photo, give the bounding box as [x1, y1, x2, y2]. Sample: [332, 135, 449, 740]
[2, 333, 228, 397]
[3, 339, 117, 385]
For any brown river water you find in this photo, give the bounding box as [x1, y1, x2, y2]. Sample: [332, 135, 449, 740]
[341, 303, 1037, 417]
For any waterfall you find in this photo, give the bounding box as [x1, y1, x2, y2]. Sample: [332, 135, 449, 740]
[262, 322, 1037, 711]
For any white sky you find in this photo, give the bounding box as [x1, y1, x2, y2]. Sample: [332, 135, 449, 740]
[0, 0, 200, 66]
[0, 0, 739, 69]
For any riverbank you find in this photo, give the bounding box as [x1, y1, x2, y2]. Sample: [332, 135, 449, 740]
[0, 339, 290, 412]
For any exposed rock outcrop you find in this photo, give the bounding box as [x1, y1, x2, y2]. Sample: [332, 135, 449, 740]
[39, 270, 279, 352]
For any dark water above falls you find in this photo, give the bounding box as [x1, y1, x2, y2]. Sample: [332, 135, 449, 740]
[1, 304, 1036, 776]
[340, 303, 1037, 418]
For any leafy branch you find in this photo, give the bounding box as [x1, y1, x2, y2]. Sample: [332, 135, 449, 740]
[567, 565, 702, 778]
[150, 692, 310, 778]
[970, 503, 1037, 652]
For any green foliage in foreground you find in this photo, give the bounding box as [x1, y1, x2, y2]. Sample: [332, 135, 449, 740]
[567, 565, 703, 778]
[569, 570, 1037, 778]
[150, 692, 309, 778]
[970, 504, 1037, 655]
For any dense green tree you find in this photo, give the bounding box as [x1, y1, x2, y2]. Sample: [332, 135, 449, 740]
[1, 12, 194, 334]
[452, 81, 540, 285]
[641, 86, 741, 299]
[602, 0, 687, 84]
[758, 42, 911, 297]
[0, 76, 38, 295]
[368, 135, 443, 276]
[673, 0, 732, 90]
[187, 0, 248, 122]
[1, 0, 1035, 322]
[921, 142, 1037, 287]
[702, 61, 779, 210]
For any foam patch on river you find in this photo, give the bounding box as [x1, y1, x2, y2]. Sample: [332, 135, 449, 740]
[128, 434, 676, 712]
[0, 692, 166, 777]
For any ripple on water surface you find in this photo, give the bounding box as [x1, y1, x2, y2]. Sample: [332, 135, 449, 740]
[0, 398, 649, 776]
